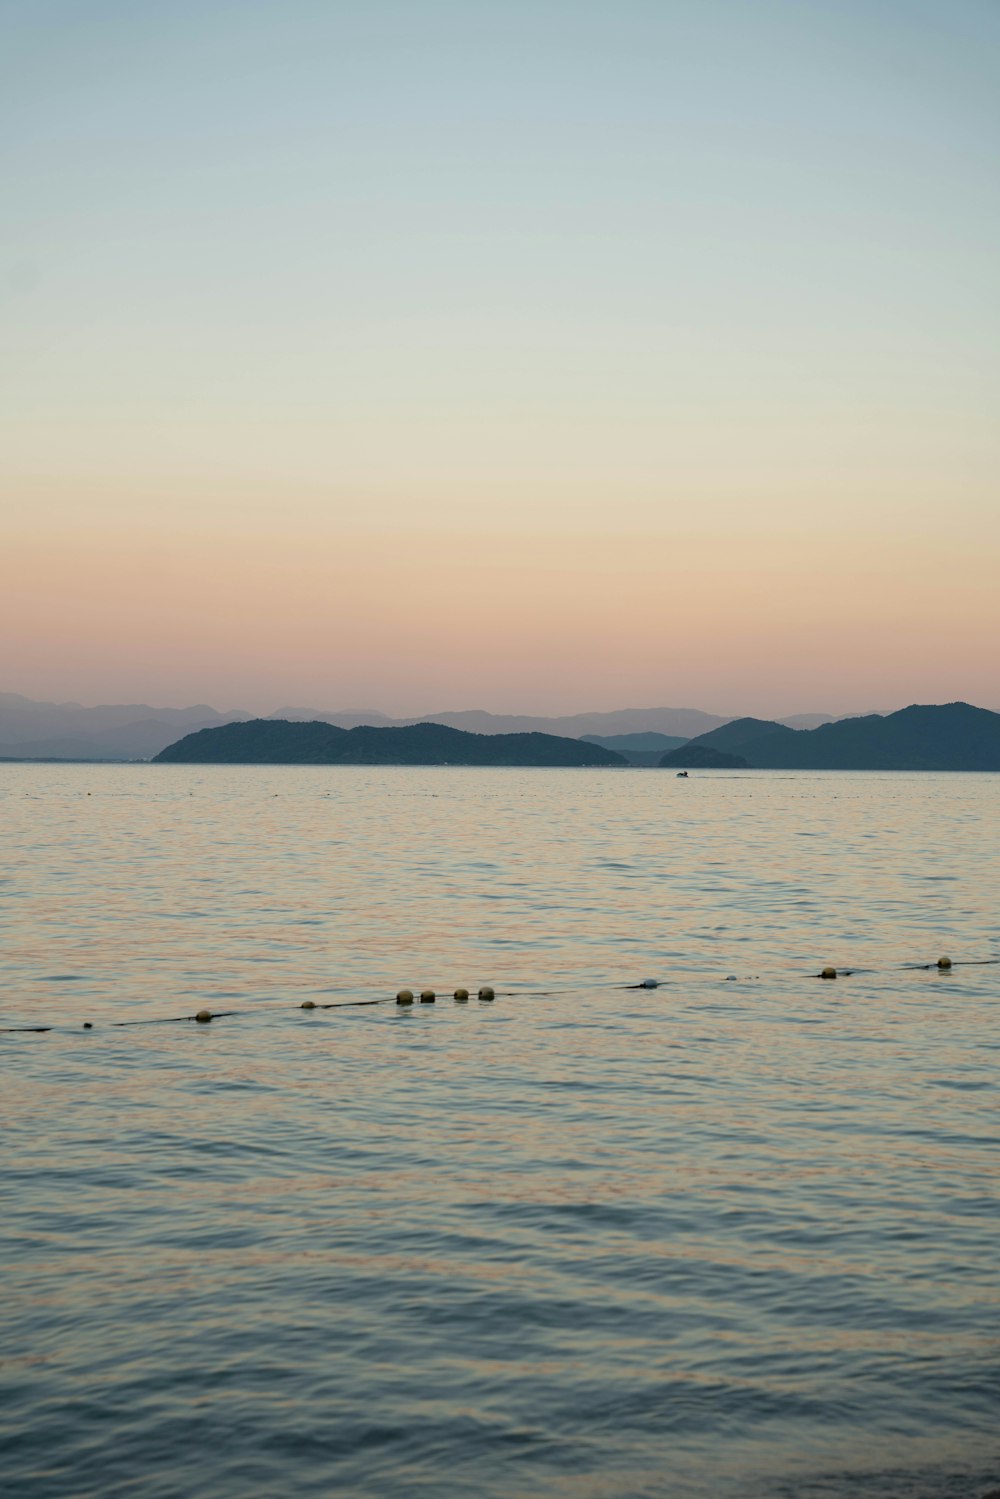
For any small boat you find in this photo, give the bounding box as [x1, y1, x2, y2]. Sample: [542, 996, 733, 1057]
[676, 771, 689, 778]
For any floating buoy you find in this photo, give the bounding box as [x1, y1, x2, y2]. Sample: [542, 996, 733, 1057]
[22, 950, 985, 1039]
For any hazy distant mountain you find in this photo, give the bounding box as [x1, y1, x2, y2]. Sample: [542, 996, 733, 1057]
[0, 692, 248, 760]
[268, 706, 397, 727]
[660, 703, 1000, 771]
[669, 717, 785, 753]
[154, 720, 627, 767]
[780, 712, 840, 730]
[4, 693, 720, 758]
[0, 692, 931, 762]
[581, 732, 688, 752]
[272, 705, 731, 738]
[582, 731, 689, 767]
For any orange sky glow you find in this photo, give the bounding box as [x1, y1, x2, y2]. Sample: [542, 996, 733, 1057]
[4, 2, 998, 715]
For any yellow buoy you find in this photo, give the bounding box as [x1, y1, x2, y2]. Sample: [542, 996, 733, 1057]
[937, 956, 952, 969]
[420, 989, 436, 1003]
[301, 1000, 316, 1009]
[194, 1009, 213, 1023]
[454, 988, 469, 1001]
[478, 986, 495, 1001]
[820, 967, 837, 980]
[396, 989, 414, 1005]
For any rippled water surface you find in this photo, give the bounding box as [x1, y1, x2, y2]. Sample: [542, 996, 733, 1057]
[2, 765, 999, 1498]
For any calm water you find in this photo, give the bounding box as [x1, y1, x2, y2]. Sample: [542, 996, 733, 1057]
[2, 765, 998, 1499]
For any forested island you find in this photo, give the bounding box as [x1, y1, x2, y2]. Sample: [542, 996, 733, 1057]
[150, 702, 1000, 770]
[659, 703, 1000, 771]
[154, 719, 627, 766]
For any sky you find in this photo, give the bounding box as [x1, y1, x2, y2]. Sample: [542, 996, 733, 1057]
[2, 0, 998, 715]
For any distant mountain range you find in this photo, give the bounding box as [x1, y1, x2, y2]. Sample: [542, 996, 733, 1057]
[147, 702, 1000, 770]
[4, 690, 996, 770]
[660, 703, 1000, 771]
[271, 705, 737, 738]
[7, 692, 993, 768]
[0, 692, 246, 760]
[582, 732, 689, 767]
[0, 692, 861, 761]
[153, 719, 626, 767]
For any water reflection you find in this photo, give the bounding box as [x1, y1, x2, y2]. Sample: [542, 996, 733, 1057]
[1, 766, 998, 1498]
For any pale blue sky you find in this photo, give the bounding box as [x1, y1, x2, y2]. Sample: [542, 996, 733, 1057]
[2, 1, 999, 710]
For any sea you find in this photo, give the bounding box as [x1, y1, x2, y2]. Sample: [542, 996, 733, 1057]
[2, 764, 998, 1499]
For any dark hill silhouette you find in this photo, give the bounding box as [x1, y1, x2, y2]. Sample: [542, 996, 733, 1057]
[582, 731, 688, 767]
[0, 692, 874, 761]
[660, 703, 1000, 771]
[154, 719, 627, 767]
[750, 702, 1000, 770]
[659, 713, 791, 761]
[268, 704, 728, 738]
[582, 731, 688, 752]
[661, 744, 749, 769]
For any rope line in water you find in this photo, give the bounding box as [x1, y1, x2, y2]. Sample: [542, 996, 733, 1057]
[1, 956, 996, 1034]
